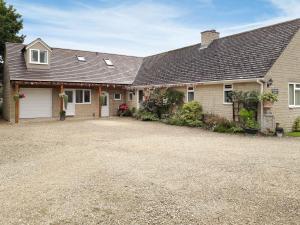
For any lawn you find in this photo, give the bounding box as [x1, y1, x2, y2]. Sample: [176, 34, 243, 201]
[287, 131, 300, 137]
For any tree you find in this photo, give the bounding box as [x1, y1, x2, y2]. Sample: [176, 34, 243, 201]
[0, 0, 25, 79]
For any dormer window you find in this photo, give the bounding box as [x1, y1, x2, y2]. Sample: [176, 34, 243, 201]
[77, 56, 86, 62]
[30, 49, 48, 64]
[104, 59, 113, 66]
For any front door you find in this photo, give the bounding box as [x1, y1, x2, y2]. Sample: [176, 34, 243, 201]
[101, 92, 109, 117]
[65, 89, 75, 116]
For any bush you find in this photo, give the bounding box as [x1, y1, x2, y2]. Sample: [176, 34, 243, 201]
[203, 114, 244, 133]
[239, 108, 260, 129]
[141, 88, 184, 119]
[293, 117, 300, 132]
[166, 101, 203, 127]
[133, 110, 159, 121]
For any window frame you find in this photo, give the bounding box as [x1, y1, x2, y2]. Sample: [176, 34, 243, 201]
[75, 89, 91, 104]
[288, 83, 300, 108]
[223, 84, 233, 104]
[29, 49, 49, 65]
[114, 93, 122, 101]
[104, 59, 114, 66]
[187, 86, 195, 102]
[128, 92, 134, 101]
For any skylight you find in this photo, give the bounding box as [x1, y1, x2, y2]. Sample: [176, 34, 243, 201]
[104, 59, 113, 66]
[77, 56, 86, 62]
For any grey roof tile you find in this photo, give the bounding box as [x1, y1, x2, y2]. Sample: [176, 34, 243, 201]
[133, 18, 300, 86]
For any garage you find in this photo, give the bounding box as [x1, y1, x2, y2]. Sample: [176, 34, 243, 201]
[20, 88, 53, 119]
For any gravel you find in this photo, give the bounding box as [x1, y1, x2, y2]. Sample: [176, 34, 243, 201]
[0, 118, 299, 225]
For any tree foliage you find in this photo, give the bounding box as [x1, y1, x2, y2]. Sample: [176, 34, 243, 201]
[0, 0, 25, 73]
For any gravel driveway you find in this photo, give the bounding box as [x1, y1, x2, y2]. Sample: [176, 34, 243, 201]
[0, 118, 299, 225]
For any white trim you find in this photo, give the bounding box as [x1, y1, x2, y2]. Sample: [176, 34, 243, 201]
[29, 49, 49, 65]
[223, 83, 233, 104]
[114, 93, 122, 101]
[133, 78, 264, 89]
[75, 89, 91, 104]
[186, 86, 195, 102]
[288, 82, 300, 108]
[26, 38, 52, 52]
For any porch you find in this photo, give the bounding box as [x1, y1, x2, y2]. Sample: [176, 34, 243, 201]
[12, 81, 128, 123]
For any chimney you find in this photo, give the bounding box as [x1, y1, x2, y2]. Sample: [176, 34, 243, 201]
[201, 30, 219, 47]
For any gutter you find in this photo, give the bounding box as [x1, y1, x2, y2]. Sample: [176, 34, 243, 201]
[131, 78, 263, 89]
[256, 79, 265, 127]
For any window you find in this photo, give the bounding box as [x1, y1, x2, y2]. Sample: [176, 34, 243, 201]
[114, 93, 121, 100]
[128, 92, 134, 101]
[77, 56, 86, 62]
[289, 83, 300, 107]
[104, 59, 113, 66]
[30, 49, 48, 64]
[76, 89, 91, 104]
[187, 86, 194, 102]
[224, 84, 233, 104]
[138, 90, 144, 103]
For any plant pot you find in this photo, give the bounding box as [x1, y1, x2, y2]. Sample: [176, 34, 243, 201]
[263, 101, 273, 108]
[60, 115, 65, 121]
[244, 127, 259, 134]
[275, 127, 284, 137]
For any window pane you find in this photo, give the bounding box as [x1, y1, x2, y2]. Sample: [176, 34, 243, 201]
[129, 92, 133, 101]
[296, 84, 300, 89]
[225, 84, 232, 89]
[102, 95, 107, 106]
[84, 90, 90, 103]
[76, 90, 83, 103]
[114, 93, 121, 100]
[138, 90, 143, 103]
[65, 91, 73, 103]
[295, 90, 300, 106]
[224, 90, 233, 103]
[289, 84, 294, 105]
[40, 51, 47, 63]
[188, 92, 194, 102]
[31, 50, 39, 62]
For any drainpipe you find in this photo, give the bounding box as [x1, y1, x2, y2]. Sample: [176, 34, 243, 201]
[256, 79, 264, 128]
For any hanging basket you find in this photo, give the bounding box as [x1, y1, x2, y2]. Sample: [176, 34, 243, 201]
[13, 93, 25, 101]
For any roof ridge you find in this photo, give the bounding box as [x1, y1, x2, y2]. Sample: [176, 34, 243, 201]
[218, 18, 300, 41]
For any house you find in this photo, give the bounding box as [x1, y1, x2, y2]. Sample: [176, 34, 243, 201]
[3, 18, 300, 131]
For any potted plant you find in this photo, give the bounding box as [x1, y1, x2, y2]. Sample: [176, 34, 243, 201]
[60, 110, 66, 121]
[275, 123, 284, 137]
[259, 92, 278, 108]
[59, 93, 69, 109]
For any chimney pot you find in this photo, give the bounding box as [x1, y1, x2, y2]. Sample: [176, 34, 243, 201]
[201, 30, 219, 47]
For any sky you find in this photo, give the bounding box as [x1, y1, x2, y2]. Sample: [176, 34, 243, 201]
[6, 0, 300, 56]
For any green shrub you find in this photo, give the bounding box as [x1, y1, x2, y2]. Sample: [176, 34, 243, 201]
[203, 114, 244, 133]
[259, 92, 278, 103]
[141, 88, 184, 119]
[239, 108, 260, 129]
[133, 110, 159, 121]
[293, 117, 300, 132]
[166, 101, 203, 127]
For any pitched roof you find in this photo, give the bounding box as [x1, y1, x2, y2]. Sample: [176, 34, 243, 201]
[133, 18, 300, 86]
[6, 43, 143, 85]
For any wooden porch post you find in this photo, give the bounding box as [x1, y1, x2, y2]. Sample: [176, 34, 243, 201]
[60, 84, 64, 113]
[15, 83, 20, 123]
[98, 86, 102, 118]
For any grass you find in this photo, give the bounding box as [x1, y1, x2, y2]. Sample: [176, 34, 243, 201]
[287, 132, 300, 137]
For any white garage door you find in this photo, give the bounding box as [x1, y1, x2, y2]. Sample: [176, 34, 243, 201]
[20, 88, 52, 119]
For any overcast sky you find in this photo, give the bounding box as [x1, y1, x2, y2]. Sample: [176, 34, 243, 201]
[6, 0, 300, 56]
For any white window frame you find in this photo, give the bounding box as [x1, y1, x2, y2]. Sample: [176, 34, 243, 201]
[223, 84, 233, 104]
[288, 83, 300, 108]
[104, 59, 114, 66]
[75, 89, 91, 104]
[128, 92, 134, 101]
[187, 86, 195, 102]
[114, 93, 122, 101]
[29, 49, 49, 65]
